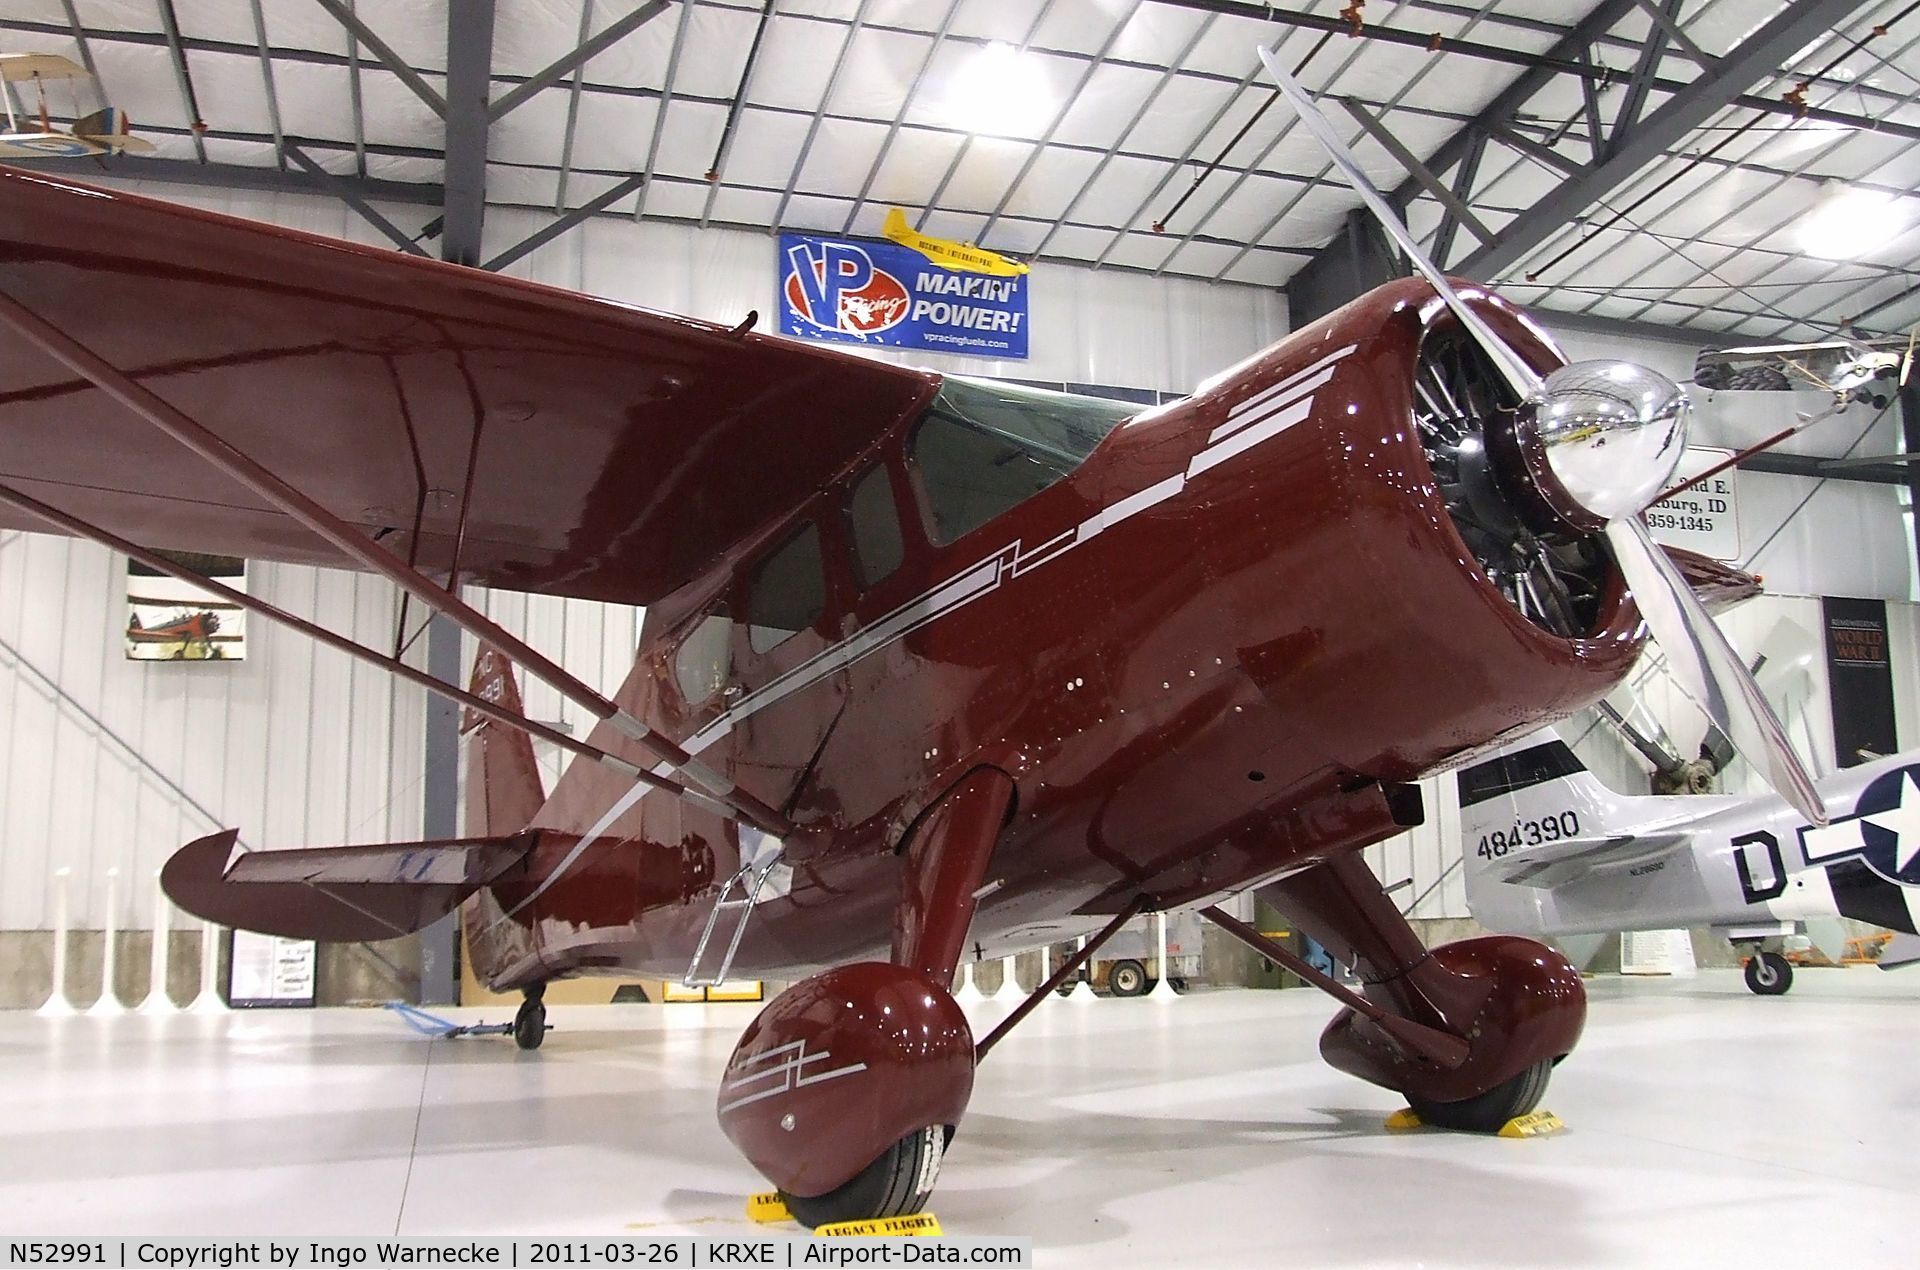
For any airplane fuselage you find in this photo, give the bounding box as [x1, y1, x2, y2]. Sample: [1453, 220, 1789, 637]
[1472, 752, 1920, 940]
[468, 281, 1649, 990]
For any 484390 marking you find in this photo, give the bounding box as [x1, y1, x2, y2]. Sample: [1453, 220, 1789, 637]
[1476, 811, 1580, 859]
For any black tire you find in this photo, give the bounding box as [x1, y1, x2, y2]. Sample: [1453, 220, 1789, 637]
[1407, 1058, 1553, 1133]
[513, 998, 547, 1050]
[1108, 959, 1148, 997]
[1745, 951, 1793, 995]
[781, 1126, 944, 1231]
[1726, 364, 1791, 392]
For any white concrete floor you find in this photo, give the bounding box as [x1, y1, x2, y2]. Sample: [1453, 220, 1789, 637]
[4, 969, 1915, 1266]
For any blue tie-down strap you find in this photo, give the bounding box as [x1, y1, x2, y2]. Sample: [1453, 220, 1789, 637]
[384, 1000, 515, 1039]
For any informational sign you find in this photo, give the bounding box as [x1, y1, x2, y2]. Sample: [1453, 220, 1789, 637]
[777, 231, 1029, 360]
[1644, 447, 1739, 561]
[1621, 928, 1697, 976]
[1823, 596, 1898, 768]
[225, 929, 317, 1008]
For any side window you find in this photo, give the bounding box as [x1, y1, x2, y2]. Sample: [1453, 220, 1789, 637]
[746, 522, 826, 653]
[909, 376, 1133, 544]
[845, 464, 905, 589]
[911, 414, 1071, 545]
[673, 609, 733, 704]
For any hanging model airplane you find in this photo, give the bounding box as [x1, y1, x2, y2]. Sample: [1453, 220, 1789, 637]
[0, 53, 153, 160]
[0, 45, 1835, 1228]
[1693, 331, 1914, 405]
[882, 207, 1030, 276]
[1460, 725, 1920, 995]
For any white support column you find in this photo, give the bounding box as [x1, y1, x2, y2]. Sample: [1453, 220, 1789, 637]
[952, 959, 984, 1005]
[992, 955, 1019, 1000]
[88, 867, 126, 1016]
[138, 870, 178, 1015]
[1148, 911, 1180, 1000]
[1063, 936, 1095, 1002]
[36, 867, 75, 1017]
[187, 920, 228, 1013]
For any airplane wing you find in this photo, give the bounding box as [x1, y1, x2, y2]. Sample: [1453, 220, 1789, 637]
[161, 827, 537, 942]
[1482, 833, 1691, 889]
[1666, 547, 1762, 614]
[0, 165, 936, 607]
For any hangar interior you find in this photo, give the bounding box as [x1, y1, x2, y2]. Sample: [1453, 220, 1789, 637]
[2, 0, 1918, 1262]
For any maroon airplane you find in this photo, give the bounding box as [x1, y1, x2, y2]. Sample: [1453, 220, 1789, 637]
[0, 59, 1823, 1230]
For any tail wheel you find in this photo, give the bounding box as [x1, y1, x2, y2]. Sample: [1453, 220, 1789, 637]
[513, 997, 547, 1050]
[1108, 959, 1148, 997]
[1407, 1058, 1553, 1133]
[1745, 951, 1793, 995]
[781, 1125, 944, 1231]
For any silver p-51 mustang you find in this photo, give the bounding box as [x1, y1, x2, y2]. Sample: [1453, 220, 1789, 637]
[1459, 730, 1920, 993]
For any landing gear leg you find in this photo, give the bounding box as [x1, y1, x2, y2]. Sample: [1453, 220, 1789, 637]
[513, 982, 548, 1050]
[1252, 853, 1586, 1130]
[720, 769, 1014, 1229]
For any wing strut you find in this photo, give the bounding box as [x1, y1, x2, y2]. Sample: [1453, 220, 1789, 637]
[0, 291, 792, 838]
[0, 478, 754, 826]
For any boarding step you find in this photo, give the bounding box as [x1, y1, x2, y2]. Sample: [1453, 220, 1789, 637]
[683, 851, 784, 988]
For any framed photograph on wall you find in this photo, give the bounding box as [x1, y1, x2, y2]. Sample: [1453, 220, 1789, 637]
[127, 552, 246, 660]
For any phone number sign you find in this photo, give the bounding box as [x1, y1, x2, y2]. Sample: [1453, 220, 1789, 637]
[1645, 446, 1740, 561]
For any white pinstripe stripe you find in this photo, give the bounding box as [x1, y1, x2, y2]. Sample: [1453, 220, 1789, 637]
[501, 353, 1345, 918]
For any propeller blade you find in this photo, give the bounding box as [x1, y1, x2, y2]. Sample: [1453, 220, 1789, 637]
[1256, 44, 1542, 402]
[1603, 517, 1827, 825]
[1255, 41, 1825, 825]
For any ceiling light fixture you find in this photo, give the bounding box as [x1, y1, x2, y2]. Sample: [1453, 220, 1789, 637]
[946, 41, 1051, 138]
[1798, 184, 1910, 261]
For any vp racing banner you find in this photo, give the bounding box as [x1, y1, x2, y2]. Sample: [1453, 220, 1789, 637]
[776, 231, 1029, 359]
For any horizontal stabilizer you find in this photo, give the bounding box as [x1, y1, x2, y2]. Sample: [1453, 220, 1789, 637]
[1483, 834, 1687, 889]
[162, 828, 536, 942]
[1880, 933, 1920, 972]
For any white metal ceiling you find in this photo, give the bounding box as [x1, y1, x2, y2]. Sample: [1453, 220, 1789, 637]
[5, 0, 1920, 340]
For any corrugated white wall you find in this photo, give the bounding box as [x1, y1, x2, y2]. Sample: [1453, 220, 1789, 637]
[481, 206, 1291, 393]
[462, 591, 645, 798]
[7, 177, 1914, 933]
[0, 534, 426, 929]
[0, 179, 446, 934]
[0, 177, 1289, 933]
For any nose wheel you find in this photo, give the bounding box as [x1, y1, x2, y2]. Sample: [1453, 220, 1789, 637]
[513, 984, 549, 1050]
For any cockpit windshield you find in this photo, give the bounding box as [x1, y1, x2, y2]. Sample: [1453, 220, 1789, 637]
[909, 376, 1137, 544]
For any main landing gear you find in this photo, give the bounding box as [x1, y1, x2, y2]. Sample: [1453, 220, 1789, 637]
[513, 983, 548, 1050]
[1222, 850, 1587, 1132]
[1743, 949, 1794, 995]
[717, 768, 1015, 1230]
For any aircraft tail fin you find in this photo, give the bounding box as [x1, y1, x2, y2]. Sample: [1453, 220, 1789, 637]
[883, 206, 910, 241]
[462, 644, 546, 837]
[1456, 729, 1709, 893]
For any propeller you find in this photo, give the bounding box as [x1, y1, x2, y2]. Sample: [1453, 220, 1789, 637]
[1257, 45, 1828, 827]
